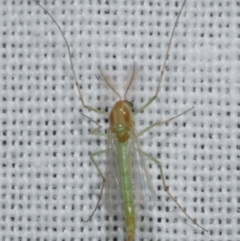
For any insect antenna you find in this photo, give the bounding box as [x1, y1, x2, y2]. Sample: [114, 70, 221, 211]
[98, 67, 121, 100]
[124, 61, 136, 100]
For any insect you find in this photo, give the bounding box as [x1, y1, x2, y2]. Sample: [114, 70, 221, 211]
[33, 0, 208, 240]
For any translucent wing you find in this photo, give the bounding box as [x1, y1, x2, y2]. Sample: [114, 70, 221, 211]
[130, 130, 156, 211]
[105, 128, 156, 216]
[105, 130, 124, 215]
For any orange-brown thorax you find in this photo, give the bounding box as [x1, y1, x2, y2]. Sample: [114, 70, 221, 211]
[109, 100, 134, 143]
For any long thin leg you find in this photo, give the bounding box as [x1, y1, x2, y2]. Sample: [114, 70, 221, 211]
[137, 106, 194, 137]
[135, 0, 187, 115]
[141, 151, 208, 233]
[32, 0, 108, 116]
[81, 112, 107, 138]
[85, 149, 107, 222]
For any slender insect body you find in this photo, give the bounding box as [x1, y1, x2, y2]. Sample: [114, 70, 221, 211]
[108, 100, 156, 240]
[109, 100, 137, 240]
[32, 0, 208, 239]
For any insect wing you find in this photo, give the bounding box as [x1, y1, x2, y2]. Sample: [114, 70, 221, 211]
[105, 129, 156, 215]
[130, 132, 157, 211]
[104, 130, 123, 215]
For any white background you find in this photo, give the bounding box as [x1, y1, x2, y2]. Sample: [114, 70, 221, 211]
[0, 0, 239, 240]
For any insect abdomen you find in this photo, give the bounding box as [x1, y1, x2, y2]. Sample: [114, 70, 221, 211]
[117, 142, 136, 241]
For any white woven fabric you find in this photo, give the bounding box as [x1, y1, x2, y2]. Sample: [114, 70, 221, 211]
[0, 0, 239, 240]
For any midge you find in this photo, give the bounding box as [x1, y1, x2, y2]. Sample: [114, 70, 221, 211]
[33, 0, 208, 240]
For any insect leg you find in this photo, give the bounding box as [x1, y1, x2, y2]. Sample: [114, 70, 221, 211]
[85, 149, 107, 222]
[137, 106, 194, 137]
[135, 0, 187, 115]
[140, 151, 208, 233]
[32, 0, 108, 116]
[81, 112, 107, 138]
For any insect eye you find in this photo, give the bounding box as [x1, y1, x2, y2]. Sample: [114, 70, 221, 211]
[125, 101, 134, 112]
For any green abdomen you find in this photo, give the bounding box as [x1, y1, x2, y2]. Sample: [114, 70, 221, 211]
[118, 142, 136, 240]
